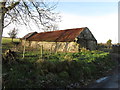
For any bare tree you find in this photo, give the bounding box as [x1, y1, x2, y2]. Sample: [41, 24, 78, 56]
[0, 0, 60, 44]
[0, 1, 60, 80]
[8, 28, 18, 42]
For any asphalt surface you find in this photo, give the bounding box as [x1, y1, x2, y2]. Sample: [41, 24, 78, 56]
[87, 53, 120, 88]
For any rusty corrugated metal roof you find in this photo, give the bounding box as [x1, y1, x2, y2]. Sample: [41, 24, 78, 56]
[27, 27, 87, 42]
[22, 32, 37, 39]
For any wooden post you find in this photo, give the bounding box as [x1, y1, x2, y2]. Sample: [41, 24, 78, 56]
[50, 44, 54, 54]
[22, 39, 26, 59]
[40, 45, 43, 59]
[50, 46, 52, 54]
[55, 42, 58, 53]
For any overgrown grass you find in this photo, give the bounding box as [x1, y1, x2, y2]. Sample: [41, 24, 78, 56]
[2, 50, 116, 88]
[2, 38, 117, 88]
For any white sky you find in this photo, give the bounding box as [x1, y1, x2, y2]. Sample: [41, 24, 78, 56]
[58, 12, 118, 43]
[3, 1, 119, 44]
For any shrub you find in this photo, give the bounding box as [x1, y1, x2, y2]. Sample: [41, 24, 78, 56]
[58, 71, 69, 79]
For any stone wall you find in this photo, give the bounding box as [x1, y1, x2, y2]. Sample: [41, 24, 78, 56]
[21, 40, 79, 52]
[77, 28, 97, 50]
[87, 40, 97, 50]
[76, 38, 97, 50]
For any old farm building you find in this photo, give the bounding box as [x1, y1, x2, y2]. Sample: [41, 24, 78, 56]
[21, 27, 97, 52]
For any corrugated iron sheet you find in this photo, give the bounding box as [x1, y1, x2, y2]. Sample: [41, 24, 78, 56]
[22, 32, 37, 39]
[27, 28, 86, 42]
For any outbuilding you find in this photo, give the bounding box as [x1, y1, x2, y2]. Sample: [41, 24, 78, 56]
[21, 27, 97, 52]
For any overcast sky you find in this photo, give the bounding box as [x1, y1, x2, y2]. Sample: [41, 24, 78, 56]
[3, 1, 118, 43]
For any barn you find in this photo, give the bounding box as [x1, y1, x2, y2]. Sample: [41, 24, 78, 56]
[21, 27, 97, 52]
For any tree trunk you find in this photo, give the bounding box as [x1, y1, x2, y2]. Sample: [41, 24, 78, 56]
[12, 38, 13, 42]
[0, 2, 5, 43]
[0, 2, 5, 89]
[0, 2, 5, 49]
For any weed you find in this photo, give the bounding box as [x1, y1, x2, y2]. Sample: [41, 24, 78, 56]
[2, 37, 117, 88]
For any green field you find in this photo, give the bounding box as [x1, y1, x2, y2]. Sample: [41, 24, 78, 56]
[2, 37, 117, 88]
[2, 37, 20, 44]
[2, 37, 20, 53]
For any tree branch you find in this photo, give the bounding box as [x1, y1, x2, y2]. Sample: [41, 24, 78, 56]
[14, 7, 27, 26]
[4, 20, 12, 28]
[5, 0, 20, 13]
[31, 2, 43, 25]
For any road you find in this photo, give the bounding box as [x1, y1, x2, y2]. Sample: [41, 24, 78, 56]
[87, 53, 120, 88]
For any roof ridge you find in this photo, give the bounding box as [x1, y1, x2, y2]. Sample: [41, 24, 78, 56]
[38, 27, 87, 34]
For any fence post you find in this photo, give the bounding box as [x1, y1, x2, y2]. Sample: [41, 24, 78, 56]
[40, 45, 43, 59]
[50, 45, 53, 54]
[54, 42, 58, 53]
[22, 39, 26, 59]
